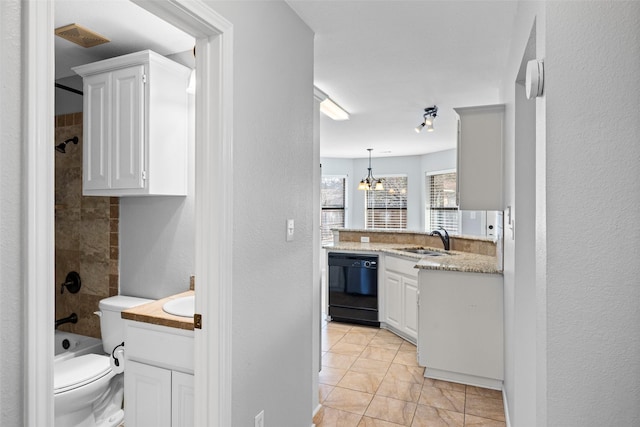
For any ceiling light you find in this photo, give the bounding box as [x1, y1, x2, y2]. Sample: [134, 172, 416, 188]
[415, 105, 438, 133]
[314, 86, 350, 121]
[358, 149, 384, 191]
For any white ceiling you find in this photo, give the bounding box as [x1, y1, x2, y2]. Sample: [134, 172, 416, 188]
[55, 1, 518, 160]
[55, 0, 194, 80]
[287, 1, 518, 158]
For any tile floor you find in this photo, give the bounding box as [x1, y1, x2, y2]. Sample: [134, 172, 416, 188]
[315, 321, 506, 427]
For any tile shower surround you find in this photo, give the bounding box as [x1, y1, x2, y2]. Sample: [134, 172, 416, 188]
[316, 321, 506, 427]
[55, 113, 119, 339]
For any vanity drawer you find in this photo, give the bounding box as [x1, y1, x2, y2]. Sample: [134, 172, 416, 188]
[124, 320, 194, 373]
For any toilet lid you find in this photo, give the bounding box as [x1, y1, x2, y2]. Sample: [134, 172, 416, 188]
[54, 354, 112, 394]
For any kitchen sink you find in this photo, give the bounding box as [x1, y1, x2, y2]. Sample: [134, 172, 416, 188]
[400, 248, 447, 256]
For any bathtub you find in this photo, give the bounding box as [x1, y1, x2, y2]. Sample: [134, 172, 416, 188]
[54, 331, 104, 363]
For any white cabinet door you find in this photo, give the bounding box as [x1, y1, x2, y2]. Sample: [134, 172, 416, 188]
[125, 360, 172, 427]
[111, 65, 145, 190]
[418, 269, 504, 387]
[402, 276, 419, 339]
[384, 271, 402, 330]
[455, 104, 505, 211]
[83, 73, 111, 191]
[171, 371, 195, 427]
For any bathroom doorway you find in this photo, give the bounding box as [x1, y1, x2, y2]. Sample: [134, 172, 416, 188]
[26, 1, 233, 425]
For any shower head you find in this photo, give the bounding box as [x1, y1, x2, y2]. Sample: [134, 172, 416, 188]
[55, 136, 79, 153]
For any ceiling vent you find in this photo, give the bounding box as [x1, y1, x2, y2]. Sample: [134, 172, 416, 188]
[55, 23, 110, 48]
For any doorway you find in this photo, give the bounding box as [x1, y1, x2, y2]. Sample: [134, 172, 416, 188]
[25, 1, 233, 425]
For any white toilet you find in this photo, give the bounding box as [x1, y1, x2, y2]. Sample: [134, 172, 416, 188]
[54, 295, 151, 427]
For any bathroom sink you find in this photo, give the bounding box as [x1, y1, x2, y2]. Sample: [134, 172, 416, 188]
[400, 248, 447, 256]
[162, 295, 195, 318]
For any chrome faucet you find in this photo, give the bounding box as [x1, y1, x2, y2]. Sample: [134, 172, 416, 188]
[429, 227, 450, 251]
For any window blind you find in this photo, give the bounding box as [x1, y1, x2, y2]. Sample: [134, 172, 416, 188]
[426, 172, 459, 233]
[321, 176, 346, 244]
[365, 176, 407, 229]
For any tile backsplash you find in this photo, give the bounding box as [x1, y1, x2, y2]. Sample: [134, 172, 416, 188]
[55, 113, 119, 339]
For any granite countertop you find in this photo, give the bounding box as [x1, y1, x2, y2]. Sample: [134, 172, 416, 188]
[121, 290, 194, 330]
[324, 242, 502, 274]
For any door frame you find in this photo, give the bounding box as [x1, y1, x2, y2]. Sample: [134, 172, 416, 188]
[24, 0, 233, 425]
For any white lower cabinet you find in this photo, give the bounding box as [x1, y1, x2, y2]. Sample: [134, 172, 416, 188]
[126, 361, 172, 427]
[383, 256, 419, 342]
[124, 321, 194, 427]
[172, 371, 195, 427]
[418, 269, 503, 389]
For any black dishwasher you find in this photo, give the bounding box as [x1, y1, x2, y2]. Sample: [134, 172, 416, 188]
[328, 253, 379, 327]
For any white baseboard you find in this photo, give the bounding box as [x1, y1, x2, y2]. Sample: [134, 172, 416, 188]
[423, 367, 503, 390]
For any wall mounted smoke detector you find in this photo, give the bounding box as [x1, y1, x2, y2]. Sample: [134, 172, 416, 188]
[525, 59, 544, 99]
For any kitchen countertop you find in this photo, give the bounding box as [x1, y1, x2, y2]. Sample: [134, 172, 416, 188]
[324, 242, 502, 274]
[121, 290, 194, 330]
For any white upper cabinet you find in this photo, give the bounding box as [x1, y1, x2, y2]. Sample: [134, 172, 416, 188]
[74, 50, 190, 196]
[454, 104, 505, 210]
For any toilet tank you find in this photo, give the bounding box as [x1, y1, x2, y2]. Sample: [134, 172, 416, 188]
[98, 296, 152, 354]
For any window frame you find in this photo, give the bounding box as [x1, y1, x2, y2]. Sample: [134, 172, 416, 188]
[425, 169, 460, 234]
[321, 175, 347, 244]
[364, 174, 408, 230]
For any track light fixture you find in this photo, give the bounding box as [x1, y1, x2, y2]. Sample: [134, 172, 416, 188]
[358, 149, 384, 191]
[415, 105, 438, 133]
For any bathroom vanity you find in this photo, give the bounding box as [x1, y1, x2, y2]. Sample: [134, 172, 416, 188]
[122, 291, 194, 427]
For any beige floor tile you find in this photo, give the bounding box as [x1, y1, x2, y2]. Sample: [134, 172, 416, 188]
[368, 337, 403, 351]
[319, 384, 334, 403]
[323, 331, 347, 351]
[314, 406, 363, 427]
[323, 351, 359, 369]
[376, 377, 422, 403]
[331, 341, 367, 357]
[376, 329, 403, 339]
[399, 341, 417, 351]
[338, 370, 386, 394]
[324, 386, 375, 415]
[320, 366, 348, 386]
[418, 386, 465, 413]
[464, 395, 505, 422]
[423, 379, 466, 393]
[358, 416, 406, 427]
[327, 322, 355, 333]
[351, 357, 392, 374]
[350, 325, 380, 335]
[463, 414, 506, 427]
[364, 395, 417, 426]
[342, 332, 376, 345]
[360, 345, 399, 362]
[386, 363, 425, 384]
[465, 386, 503, 400]
[392, 351, 419, 367]
[411, 404, 464, 427]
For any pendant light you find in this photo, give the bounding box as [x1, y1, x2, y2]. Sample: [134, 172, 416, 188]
[358, 149, 384, 191]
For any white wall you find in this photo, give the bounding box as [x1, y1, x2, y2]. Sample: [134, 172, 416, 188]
[0, 1, 25, 424]
[500, 2, 544, 426]
[207, 2, 315, 426]
[119, 96, 196, 299]
[502, 2, 640, 425]
[322, 149, 456, 231]
[544, 2, 640, 425]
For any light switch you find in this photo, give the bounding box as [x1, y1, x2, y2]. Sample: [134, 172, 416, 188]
[286, 219, 295, 242]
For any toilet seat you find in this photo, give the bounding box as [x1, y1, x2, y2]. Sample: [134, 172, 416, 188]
[54, 354, 112, 395]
